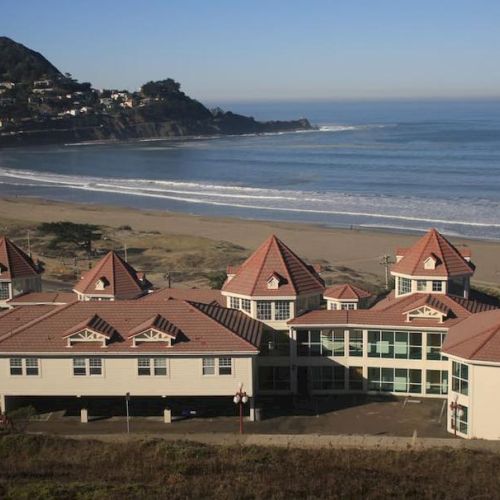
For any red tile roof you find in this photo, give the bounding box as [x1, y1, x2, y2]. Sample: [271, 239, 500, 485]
[222, 235, 324, 297]
[0, 300, 261, 354]
[443, 309, 500, 362]
[0, 237, 40, 280]
[392, 229, 474, 278]
[63, 314, 118, 339]
[73, 251, 151, 299]
[7, 292, 77, 306]
[0, 305, 58, 339]
[324, 284, 372, 301]
[141, 287, 225, 307]
[128, 314, 181, 338]
[289, 293, 490, 329]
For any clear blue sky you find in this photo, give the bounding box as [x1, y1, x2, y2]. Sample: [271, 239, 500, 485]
[2, 0, 500, 101]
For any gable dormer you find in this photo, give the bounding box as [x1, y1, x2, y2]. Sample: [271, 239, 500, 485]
[128, 314, 180, 347]
[63, 314, 117, 348]
[266, 272, 282, 290]
[95, 276, 110, 291]
[423, 253, 439, 270]
[404, 298, 450, 323]
[0, 263, 7, 276]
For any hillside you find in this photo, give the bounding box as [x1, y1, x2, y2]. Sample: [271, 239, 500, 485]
[0, 37, 314, 147]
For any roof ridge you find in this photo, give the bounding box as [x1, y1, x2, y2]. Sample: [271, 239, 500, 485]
[250, 236, 277, 296]
[274, 236, 298, 293]
[433, 231, 449, 274]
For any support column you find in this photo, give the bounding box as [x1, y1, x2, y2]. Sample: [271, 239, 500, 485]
[80, 407, 88, 423]
[0, 394, 6, 414]
[163, 408, 172, 424]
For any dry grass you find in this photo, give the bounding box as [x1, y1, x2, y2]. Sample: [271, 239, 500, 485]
[0, 434, 499, 499]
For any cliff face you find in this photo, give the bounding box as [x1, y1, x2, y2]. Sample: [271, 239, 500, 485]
[0, 37, 315, 147]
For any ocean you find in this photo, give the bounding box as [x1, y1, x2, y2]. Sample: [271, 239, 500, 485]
[1, 99, 499, 240]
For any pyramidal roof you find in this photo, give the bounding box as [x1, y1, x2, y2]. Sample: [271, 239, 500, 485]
[324, 284, 372, 301]
[222, 235, 324, 297]
[0, 236, 40, 280]
[392, 228, 474, 278]
[73, 251, 151, 299]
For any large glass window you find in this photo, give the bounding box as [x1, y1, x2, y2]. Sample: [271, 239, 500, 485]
[426, 370, 448, 395]
[261, 330, 290, 356]
[368, 367, 422, 393]
[452, 361, 469, 396]
[297, 329, 345, 357]
[398, 277, 412, 295]
[426, 332, 447, 360]
[0, 282, 10, 300]
[258, 366, 290, 391]
[311, 366, 345, 390]
[341, 303, 356, 310]
[451, 405, 468, 435]
[349, 330, 363, 357]
[275, 301, 290, 321]
[368, 330, 421, 359]
[349, 366, 363, 390]
[256, 301, 272, 320]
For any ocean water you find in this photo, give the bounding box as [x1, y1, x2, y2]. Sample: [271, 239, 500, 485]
[0, 99, 499, 239]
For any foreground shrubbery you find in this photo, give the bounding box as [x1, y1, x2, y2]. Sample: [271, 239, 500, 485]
[0, 434, 499, 499]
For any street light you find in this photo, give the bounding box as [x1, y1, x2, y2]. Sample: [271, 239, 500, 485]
[233, 383, 249, 434]
[450, 400, 464, 437]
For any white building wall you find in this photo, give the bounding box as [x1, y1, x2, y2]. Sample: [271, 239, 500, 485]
[0, 355, 255, 399]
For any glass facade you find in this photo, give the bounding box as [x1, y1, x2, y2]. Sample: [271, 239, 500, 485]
[311, 366, 345, 390]
[261, 330, 290, 356]
[427, 332, 447, 360]
[348, 330, 363, 356]
[368, 330, 422, 359]
[426, 369, 448, 395]
[452, 361, 469, 396]
[259, 366, 290, 390]
[297, 329, 345, 357]
[368, 367, 422, 393]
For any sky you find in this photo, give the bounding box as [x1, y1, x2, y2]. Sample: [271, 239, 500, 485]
[2, 0, 500, 102]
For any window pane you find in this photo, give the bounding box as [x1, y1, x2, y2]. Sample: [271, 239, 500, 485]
[218, 357, 232, 375]
[333, 330, 345, 356]
[138, 357, 151, 376]
[230, 297, 240, 309]
[89, 358, 102, 376]
[73, 357, 86, 376]
[202, 357, 215, 375]
[321, 330, 333, 356]
[25, 358, 39, 376]
[256, 301, 272, 320]
[241, 299, 251, 313]
[349, 329, 363, 357]
[10, 357, 23, 376]
[275, 301, 290, 321]
[153, 358, 167, 376]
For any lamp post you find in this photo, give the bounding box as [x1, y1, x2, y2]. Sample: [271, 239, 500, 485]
[233, 383, 249, 434]
[450, 400, 464, 437]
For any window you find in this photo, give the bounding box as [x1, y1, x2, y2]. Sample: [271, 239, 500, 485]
[138, 357, 151, 376]
[73, 358, 102, 376]
[202, 357, 215, 375]
[329, 302, 338, 310]
[241, 299, 251, 313]
[256, 301, 272, 320]
[154, 358, 167, 376]
[398, 277, 412, 295]
[452, 361, 469, 396]
[432, 281, 443, 292]
[297, 329, 345, 357]
[261, 330, 290, 356]
[341, 303, 355, 310]
[25, 358, 39, 376]
[275, 301, 290, 321]
[0, 282, 10, 300]
[311, 366, 345, 390]
[230, 297, 240, 309]
[349, 366, 363, 390]
[417, 280, 427, 292]
[9, 358, 22, 376]
[451, 404, 468, 434]
[73, 357, 87, 376]
[218, 357, 232, 375]
[426, 370, 448, 395]
[258, 366, 290, 391]
[137, 358, 167, 376]
[368, 367, 422, 393]
[427, 332, 447, 360]
[349, 330, 363, 357]
[368, 330, 422, 359]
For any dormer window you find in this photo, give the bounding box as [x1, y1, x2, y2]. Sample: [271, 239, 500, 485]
[95, 277, 110, 291]
[0, 263, 6, 275]
[131, 328, 173, 347]
[128, 314, 180, 347]
[424, 254, 438, 270]
[266, 273, 282, 290]
[63, 314, 117, 348]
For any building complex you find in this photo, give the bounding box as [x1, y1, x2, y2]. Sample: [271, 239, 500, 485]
[0, 230, 499, 439]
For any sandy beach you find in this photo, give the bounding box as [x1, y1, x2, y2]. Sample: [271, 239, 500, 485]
[1, 196, 499, 290]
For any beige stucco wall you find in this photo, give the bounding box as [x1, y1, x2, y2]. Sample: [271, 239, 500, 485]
[0, 355, 255, 398]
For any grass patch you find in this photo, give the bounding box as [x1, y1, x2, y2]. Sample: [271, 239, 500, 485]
[0, 435, 499, 499]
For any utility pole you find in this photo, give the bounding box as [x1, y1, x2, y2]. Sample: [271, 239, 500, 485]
[379, 255, 394, 290]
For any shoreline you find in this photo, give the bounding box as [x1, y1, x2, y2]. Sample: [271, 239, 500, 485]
[1, 196, 500, 288]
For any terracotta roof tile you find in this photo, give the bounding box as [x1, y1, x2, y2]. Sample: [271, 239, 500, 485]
[7, 291, 77, 305]
[73, 251, 151, 299]
[392, 229, 474, 278]
[141, 287, 225, 306]
[324, 284, 372, 300]
[222, 235, 324, 297]
[0, 237, 40, 280]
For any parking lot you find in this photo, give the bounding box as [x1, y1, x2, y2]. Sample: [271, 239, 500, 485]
[22, 395, 450, 439]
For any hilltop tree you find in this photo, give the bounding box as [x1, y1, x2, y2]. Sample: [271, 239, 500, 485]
[141, 79, 182, 99]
